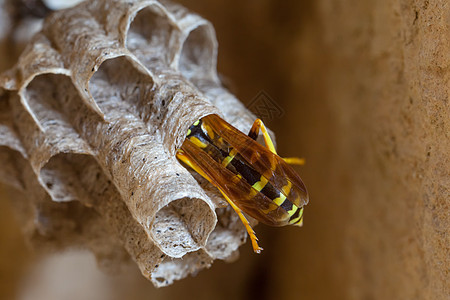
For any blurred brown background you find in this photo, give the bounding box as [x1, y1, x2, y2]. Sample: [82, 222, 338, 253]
[1, 0, 448, 299]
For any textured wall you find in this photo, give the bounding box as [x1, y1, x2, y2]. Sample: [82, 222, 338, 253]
[315, 1, 449, 298]
[0, 0, 448, 299]
[177, 0, 449, 299]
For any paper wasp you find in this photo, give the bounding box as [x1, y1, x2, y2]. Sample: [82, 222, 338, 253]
[176, 114, 309, 253]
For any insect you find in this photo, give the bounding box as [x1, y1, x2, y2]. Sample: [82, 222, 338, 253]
[176, 114, 309, 253]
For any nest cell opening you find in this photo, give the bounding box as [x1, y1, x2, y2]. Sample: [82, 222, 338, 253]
[24, 74, 67, 121]
[151, 197, 216, 258]
[23, 73, 93, 129]
[126, 4, 179, 66]
[40, 153, 101, 204]
[179, 25, 216, 80]
[89, 56, 158, 122]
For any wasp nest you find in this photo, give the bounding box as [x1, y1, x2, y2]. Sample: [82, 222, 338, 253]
[0, 0, 261, 287]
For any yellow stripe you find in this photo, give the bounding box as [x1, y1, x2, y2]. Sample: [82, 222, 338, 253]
[261, 203, 278, 214]
[252, 175, 269, 192]
[273, 193, 286, 206]
[287, 205, 298, 217]
[289, 208, 304, 224]
[193, 120, 200, 126]
[187, 129, 191, 136]
[222, 148, 238, 167]
[290, 216, 303, 226]
[222, 155, 233, 167]
[189, 136, 207, 148]
[282, 181, 292, 196]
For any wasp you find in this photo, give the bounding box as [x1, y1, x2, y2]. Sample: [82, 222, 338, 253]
[176, 114, 309, 253]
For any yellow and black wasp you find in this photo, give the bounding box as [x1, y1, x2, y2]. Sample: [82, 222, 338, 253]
[176, 114, 309, 253]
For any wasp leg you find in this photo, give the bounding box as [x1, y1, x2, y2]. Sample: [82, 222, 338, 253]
[217, 189, 263, 253]
[177, 149, 263, 253]
[248, 118, 277, 153]
[283, 157, 305, 165]
[249, 119, 305, 166]
[176, 150, 211, 180]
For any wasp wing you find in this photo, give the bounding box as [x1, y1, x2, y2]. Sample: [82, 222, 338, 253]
[180, 138, 291, 226]
[203, 114, 309, 208]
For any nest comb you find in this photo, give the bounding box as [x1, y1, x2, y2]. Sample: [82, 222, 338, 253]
[0, 0, 265, 287]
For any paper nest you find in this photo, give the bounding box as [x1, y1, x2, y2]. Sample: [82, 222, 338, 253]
[0, 0, 263, 287]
